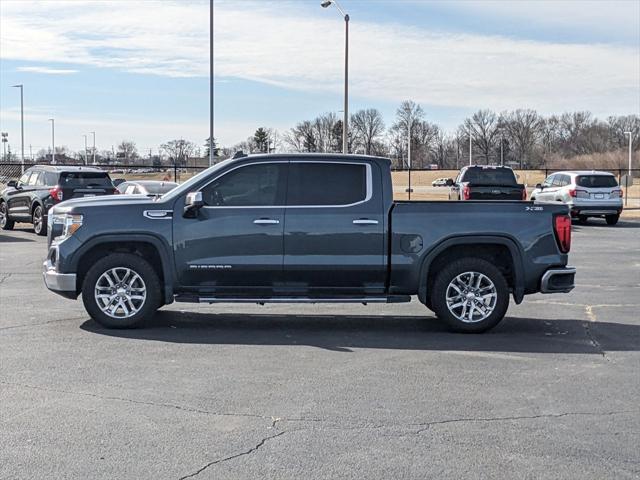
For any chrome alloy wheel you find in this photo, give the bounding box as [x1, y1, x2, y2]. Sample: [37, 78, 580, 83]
[445, 271, 497, 323]
[0, 203, 7, 228]
[33, 206, 43, 234]
[94, 267, 147, 319]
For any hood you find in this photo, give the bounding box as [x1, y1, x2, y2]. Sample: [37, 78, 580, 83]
[51, 194, 158, 213]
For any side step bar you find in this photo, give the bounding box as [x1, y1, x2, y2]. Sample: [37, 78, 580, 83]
[175, 295, 411, 305]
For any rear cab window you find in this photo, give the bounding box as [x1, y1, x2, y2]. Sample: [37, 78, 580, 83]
[461, 167, 517, 185]
[287, 162, 368, 206]
[576, 175, 618, 188]
[59, 171, 113, 188]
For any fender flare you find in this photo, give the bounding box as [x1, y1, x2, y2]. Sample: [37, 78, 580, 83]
[69, 233, 175, 304]
[418, 235, 526, 305]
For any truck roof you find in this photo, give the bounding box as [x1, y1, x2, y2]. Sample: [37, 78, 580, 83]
[29, 165, 106, 173]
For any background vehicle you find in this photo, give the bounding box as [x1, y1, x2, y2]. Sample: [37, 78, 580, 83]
[0, 165, 117, 235]
[116, 180, 178, 197]
[530, 171, 623, 225]
[43, 154, 575, 333]
[431, 177, 449, 187]
[447, 165, 526, 201]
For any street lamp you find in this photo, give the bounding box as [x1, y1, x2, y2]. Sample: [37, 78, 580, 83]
[469, 134, 473, 165]
[209, 0, 214, 167]
[48, 119, 55, 164]
[12, 84, 24, 173]
[321, 0, 349, 154]
[625, 131, 633, 176]
[90, 131, 96, 164]
[83, 134, 88, 165]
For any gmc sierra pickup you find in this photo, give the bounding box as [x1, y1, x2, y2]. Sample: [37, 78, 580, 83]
[43, 154, 575, 333]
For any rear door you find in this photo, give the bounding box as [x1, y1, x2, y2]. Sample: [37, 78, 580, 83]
[282, 160, 386, 295]
[59, 171, 114, 200]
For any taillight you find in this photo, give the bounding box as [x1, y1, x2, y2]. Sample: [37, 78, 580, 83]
[112, 188, 120, 195]
[553, 215, 571, 253]
[49, 186, 63, 202]
[568, 189, 576, 198]
[463, 185, 471, 200]
[615, 189, 623, 198]
[521, 188, 527, 200]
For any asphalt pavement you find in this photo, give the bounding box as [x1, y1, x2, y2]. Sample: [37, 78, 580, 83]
[1, 218, 639, 479]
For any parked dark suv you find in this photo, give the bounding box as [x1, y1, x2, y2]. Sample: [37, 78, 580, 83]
[0, 165, 117, 235]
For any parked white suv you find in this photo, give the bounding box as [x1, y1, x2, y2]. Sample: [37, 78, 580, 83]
[530, 171, 623, 225]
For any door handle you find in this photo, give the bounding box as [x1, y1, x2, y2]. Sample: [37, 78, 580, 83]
[253, 218, 280, 225]
[353, 219, 379, 225]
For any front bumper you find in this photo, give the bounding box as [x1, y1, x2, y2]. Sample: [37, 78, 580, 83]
[540, 267, 576, 294]
[43, 258, 77, 298]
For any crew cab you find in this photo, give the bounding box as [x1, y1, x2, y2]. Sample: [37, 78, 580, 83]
[447, 165, 527, 201]
[43, 154, 575, 333]
[0, 165, 117, 235]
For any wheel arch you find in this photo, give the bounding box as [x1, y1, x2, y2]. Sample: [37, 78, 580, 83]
[418, 235, 525, 306]
[70, 234, 174, 304]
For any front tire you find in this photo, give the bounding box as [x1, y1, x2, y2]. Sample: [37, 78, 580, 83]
[82, 253, 161, 328]
[605, 214, 619, 225]
[430, 258, 510, 333]
[32, 205, 47, 236]
[0, 201, 14, 230]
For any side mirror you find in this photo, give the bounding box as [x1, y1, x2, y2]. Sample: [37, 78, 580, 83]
[535, 183, 543, 189]
[183, 191, 203, 217]
[7, 180, 17, 188]
[446, 178, 454, 187]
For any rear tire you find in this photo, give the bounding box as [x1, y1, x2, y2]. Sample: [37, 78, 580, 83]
[82, 253, 161, 328]
[605, 214, 619, 226]
[430, 258, 510, 333]
[32, 205, 47, 236]
[577, 215, 588, 224]
[0, 201, 14, 230]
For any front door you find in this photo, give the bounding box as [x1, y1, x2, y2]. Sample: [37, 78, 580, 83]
[282, 161, 386, 295]
[7, 170, 37, 220]
[173, 161, 288, 295]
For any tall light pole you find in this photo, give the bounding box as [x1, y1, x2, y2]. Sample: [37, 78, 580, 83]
[407, 118, 412, 200]
[625, 131, 633, 176]
[321, 0, 349, 154]
[48, 119, 55, 164]
[12, 84, 24, 172]
[209, 0, 214, 167]
[83, 134, 88, 165]
[469, 134, 473, 165]
[90, 131, 96, 164]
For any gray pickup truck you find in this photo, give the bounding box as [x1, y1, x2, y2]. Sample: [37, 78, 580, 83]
[43, 154, 575, 333]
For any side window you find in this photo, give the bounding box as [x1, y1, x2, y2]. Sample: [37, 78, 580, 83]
[561, 175, 571, 186]
[201, 163, 286, 207]
[27, 171, 40, 186]
[552, 175, 564, 187]
[18, 171, 31, 186]
[287, 162, 368, 206]
[543, 175, 555, 187]
[45, 172, 58, 186]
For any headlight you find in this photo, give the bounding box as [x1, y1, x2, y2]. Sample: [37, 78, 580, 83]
[51, 213, 83, 241]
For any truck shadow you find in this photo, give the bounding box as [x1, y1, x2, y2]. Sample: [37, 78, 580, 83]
[80, 311, 640, 354]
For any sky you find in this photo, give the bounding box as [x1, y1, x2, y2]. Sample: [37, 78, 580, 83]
[0, 0, 639, 157]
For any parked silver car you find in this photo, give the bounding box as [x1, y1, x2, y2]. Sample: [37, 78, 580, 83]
[530, 171, 623, 225]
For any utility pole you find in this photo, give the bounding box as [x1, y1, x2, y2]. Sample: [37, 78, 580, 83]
[48, 119, 55, 164]
[209, 0, 214, 167]
[83, 134, 88, 165]
[625, 131, 633, 176]
[469, 134, 472, 165]
[90, 131, 96, 164]
[12, 85, 24, 173]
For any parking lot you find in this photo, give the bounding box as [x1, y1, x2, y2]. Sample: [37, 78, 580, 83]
[1, 219, 639, 479]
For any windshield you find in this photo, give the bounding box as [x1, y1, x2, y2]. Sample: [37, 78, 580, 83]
[576, 175, 618, 188]
[462, 167, 517, 185]
[60, 172, 113, 188]
[159, 158, 234, 201]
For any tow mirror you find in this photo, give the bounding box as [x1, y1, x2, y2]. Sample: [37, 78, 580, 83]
[7, 180, 17, 188]
[184, 191, 203, 217]
[535, 183, 543, 189]
[445, 178, 454, 187]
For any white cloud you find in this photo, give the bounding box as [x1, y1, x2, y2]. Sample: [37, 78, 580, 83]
[16, 66, 78, 75]
[1, 0, 638, 147]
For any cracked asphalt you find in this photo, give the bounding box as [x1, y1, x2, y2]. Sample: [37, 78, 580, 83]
[1, 218, 639, 479]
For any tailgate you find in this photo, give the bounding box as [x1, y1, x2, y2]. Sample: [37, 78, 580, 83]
[468, 185, 524, 200]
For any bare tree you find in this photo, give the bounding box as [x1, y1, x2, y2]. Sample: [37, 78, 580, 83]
[351, 108, 385, 155]
[462, 110, 499, 164]
[117, 140, 138, 165]
[502, 109, 544, 168]
[160, 139, 196, 166]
